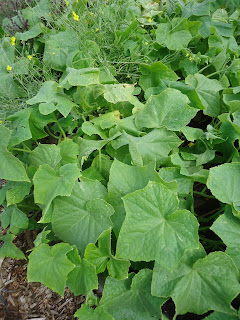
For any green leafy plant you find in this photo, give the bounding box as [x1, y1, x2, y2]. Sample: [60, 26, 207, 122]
[1, 0, 240, 319]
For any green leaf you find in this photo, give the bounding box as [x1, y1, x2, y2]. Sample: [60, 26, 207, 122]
[156, 18, 193, 50]
[0, 126, 29, 182]
[0, 234, 25, 260]
[33, 228, 51, 248]
[67, 245, 98, 295]
[43, 30, 79, 71]
[100, 269, 166, 320]
[116, 181, 199, 270]
[211, 206, 240, 272]
[204, 312, 238, 320]
[76, 137, 108, 166]
[135, 88, 196, 131]
[91, 111, 121, 129]
[0, 205, 28, 234]
[15, 22, 43, 41]
[6, 181, 31, 206]
[114, 129, 181, 166]
[85, 228, 130, 279]
[52, 180, 113, 253]
[27, 81, 76, 117]
[7, 109, 32, 147]
[29, 106, 56, 140]
[59, 67, 100, 88]
[107, 160, 165, 235]
[152, 250, 240, 315]
[159, 167, 193, 195]
[33, 163, 80, 222]
[103, 84, 137, 105]
[59, 139, 79, 166]
[29, 144, 61, 169]
[139, 62, 178, 92]
[207, 163, 240, 211]
[181, 126, 204, 142]
[185, 74, 224, 117]
[27, 243, 75, 296]
[75, 305, 114, 320]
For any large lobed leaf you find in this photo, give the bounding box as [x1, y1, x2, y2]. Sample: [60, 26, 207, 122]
[116, 181, 199, 270]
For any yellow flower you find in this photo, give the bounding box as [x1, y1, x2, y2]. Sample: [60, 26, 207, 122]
[96, 28, 99, 32]
[148, 18, 152, 23]
[0, 121, 2, 124]
[90, 12, 94, 17]
[28, 55, 32, 60]
[6, 65, 12, 71]
[52, 52, 55, 55]
[76, 0, 78, 2]
[73, 11, 79, 21]
[11, 36, 16, 46]
[64, 0, 69, 5]
[145, 42, 148, 46]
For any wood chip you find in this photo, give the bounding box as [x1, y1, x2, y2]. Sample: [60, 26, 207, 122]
[7, 294, 16, 307]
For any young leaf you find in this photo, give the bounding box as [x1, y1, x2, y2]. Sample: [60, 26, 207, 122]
[99, 269, 166, 320]
[135, 88, 197, 131]
[0, 205, 28, 234]
[152, 251, 240, 315]
[0, 126, 29, 182]
[67, 246, 98, 296]
[159, 167, 193, 195]
[85, 228, 130, 280]
[116, 181, 199, 270]
[27, 243, 75, 296]
[185, 74, 224, 117]
[0, 234, 25, 260]
[75, 305, 114, 320]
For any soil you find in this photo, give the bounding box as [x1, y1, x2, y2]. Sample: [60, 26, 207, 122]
[0, 257, 84, 320]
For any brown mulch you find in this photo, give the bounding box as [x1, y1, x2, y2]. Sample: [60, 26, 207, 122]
[0, 258, 85, 320]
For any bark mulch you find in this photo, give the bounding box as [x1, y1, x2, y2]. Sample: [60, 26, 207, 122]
[0, 256, 85, 320]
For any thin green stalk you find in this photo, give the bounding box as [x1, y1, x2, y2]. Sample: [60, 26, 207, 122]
[12, 147, 32, 153]
[55, 119, 66, 140]
[198, 64, 211, 73]
[46, 125, 59, 139]
[193, 191, 215, 199]
[200, 236, 222, 244]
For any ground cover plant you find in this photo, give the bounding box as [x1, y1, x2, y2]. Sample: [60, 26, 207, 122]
[0, 0, 240, 318]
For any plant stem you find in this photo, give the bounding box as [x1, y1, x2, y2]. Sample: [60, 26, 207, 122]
[12, 147, 32, 153]
[193, 191, 215, 199]
[55, 119, 66, 140]
[46, 125, 59, 139]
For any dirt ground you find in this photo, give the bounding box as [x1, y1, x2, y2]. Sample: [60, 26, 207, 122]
[0, 255, 85, 320]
